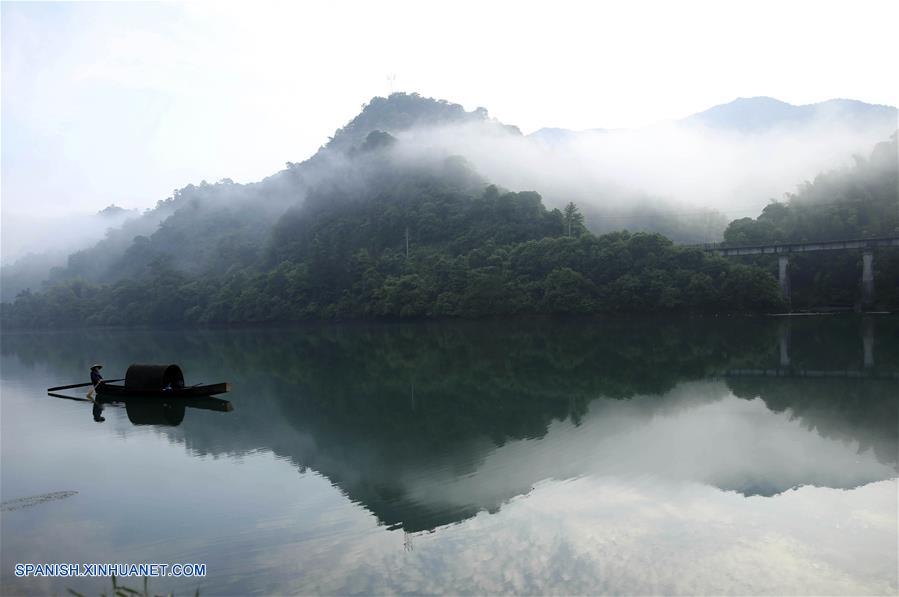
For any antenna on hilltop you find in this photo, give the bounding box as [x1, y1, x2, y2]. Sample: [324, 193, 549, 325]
[387, 73, 397, 95]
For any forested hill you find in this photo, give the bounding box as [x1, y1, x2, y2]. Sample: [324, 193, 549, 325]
[1, 97, 896, 327]
[0, 126, 786, 327]
[3, 92, 894, 302]
[1, 94, 516, 300]
[321, 93, 521, 153]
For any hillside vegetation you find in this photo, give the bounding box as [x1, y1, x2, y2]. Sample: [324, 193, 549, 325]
[2, 96, 896, 327]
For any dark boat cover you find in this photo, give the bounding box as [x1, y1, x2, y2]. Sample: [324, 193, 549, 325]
[125, 364, 185, 390]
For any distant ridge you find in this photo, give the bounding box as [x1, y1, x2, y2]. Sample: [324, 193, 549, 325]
[682, 96, 898, 132]
[529, 96, 898, 141]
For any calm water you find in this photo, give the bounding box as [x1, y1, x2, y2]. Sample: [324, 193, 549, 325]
[1, 317, 896, 595]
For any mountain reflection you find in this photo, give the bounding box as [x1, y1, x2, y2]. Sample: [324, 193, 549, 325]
[4, 317, 896, 532]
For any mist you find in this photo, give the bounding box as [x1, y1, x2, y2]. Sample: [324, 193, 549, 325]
[0, 207, 145, 301]
[1, 207, 139, 265]
[0, 205, 174, 302]
[391, 107, 896, 227]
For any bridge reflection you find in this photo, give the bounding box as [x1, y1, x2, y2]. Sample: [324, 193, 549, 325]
[725, 318, 897, 379]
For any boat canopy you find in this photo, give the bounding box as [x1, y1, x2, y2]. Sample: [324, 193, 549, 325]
[124, 364, 185, 390]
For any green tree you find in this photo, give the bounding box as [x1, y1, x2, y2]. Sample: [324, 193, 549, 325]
[563, 202, 585, 237]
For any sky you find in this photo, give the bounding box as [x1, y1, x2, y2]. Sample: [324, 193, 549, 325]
[2, 0, 898, 259]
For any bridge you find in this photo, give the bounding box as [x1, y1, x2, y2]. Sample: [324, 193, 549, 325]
[699, 236, 899, 309]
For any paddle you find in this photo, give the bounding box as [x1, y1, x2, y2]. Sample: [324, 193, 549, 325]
[47, 378, 124, 392]
[47, 392, 92, 402]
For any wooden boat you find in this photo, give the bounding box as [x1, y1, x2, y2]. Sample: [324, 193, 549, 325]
[96, 382, 230, 398]
[95, 363, 230, 398]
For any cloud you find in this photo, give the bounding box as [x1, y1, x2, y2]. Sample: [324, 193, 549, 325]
[267, 476, 897, 595]
[393, 386, 896, 515]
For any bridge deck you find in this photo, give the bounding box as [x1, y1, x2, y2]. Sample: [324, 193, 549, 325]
[696, 236, 899, 256]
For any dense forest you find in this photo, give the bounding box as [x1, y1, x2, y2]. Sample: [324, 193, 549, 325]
[1, 95, 896, 328]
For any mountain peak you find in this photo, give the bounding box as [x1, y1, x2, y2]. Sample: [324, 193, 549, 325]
[325, 92, 520, 153]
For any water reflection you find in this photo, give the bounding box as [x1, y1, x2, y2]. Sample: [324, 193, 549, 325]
[5, 317, 896, 534]
[47, 392, 233, 427]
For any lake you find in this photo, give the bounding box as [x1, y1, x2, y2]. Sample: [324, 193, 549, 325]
[1, 317, 896, 595]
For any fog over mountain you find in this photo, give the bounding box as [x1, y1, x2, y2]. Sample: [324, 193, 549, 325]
[1, 93, 895, 302]
[0, 206, 141, 300]
[402, 96, 896, 231]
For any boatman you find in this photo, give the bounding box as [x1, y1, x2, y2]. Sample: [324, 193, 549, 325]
[87, 364, 104, 399]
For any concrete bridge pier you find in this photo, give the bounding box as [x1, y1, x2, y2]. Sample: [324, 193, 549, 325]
[778, 255, 791, 309]
[863, 318, 874, 369]
[861, 250, 875, 309]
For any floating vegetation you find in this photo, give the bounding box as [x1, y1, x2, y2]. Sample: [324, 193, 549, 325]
[1, 490, 78, 512]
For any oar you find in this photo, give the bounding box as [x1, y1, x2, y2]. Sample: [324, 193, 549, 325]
[47, 392, 92, 402]
[47, 379, 124, 392]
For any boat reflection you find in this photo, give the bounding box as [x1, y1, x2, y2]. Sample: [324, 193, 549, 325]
[48, 392, 233, 427]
